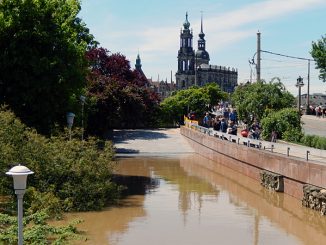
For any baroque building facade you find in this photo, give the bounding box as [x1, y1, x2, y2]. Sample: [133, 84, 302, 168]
[135, 54, 176, 99]
[176, 13, 238, 93]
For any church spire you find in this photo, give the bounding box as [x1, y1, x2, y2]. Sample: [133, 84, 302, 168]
[195, 12, 210, 66]
[198, 12, 205, 41]
[183, 12, 190, 30]
[198, 12, 206, 51]
[135, 53, 142, 70]
[135, 53, 147, 79]
[200, 12, 204, 34]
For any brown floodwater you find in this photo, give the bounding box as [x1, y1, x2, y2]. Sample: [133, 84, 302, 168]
[65, 154, 326, 245]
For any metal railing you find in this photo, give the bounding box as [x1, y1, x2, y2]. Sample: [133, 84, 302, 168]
[184, 121, 326, 163]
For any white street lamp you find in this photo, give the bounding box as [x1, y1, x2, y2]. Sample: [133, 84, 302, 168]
[66, 112, 75, 140]
[6, 165, 34, 245]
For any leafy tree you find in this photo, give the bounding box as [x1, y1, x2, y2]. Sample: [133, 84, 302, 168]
[232, 79, 295, 123]
[260, 108, 302, 141]
[85, 48, 160, 136]
[160, 83, 227, 125]
[0, 0, 96, 134]
[311, 35, 326, 82]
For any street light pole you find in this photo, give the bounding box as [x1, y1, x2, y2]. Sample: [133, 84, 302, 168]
[6, 165, 34, 245]
[296, 76, 304, 114]
[306, 60, 310, 114]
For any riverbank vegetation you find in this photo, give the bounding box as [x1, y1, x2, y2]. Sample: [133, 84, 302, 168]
[0, 107, 121, 244]
[232, 79, 326, 149]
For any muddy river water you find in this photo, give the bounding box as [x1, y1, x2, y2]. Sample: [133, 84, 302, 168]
[66, 154, 326, 245]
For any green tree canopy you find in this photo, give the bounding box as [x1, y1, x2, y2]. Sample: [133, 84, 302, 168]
[0, 0, 96, 134]
[260, 108, 302, 141]
[232, 79, 295, 123]
[160, 83, 227, 125]
[311, 35, 326, 82]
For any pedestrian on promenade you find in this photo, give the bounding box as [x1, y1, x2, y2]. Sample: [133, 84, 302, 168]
[220, 117, 228, 133]
[203, 112, 211, 128]
[229, 109, 238, 125]
[271, 130, 277, 142]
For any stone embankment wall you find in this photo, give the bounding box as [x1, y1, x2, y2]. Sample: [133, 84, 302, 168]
[181, 126, 326, 202]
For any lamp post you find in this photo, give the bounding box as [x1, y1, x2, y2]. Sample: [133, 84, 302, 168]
[66, 112, 75, 140]
[6, 165, 34, 245]
[296, 76, 304, 114]
[80, 95, 86, 141]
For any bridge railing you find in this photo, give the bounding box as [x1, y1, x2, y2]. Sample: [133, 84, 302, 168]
[184, 121, 326, 162]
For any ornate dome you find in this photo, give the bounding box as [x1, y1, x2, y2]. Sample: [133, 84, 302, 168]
[183, 12, 190, 30]
[196, 49, 210, 60]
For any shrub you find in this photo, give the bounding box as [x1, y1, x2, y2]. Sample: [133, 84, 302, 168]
[282, 128, 304, 142]
[261, 108, 302, 141]
[300, 135, 326, 150]
[0, 106, 121, 212]
[301, 134, 314, 147]
[0, 210, 83, 245]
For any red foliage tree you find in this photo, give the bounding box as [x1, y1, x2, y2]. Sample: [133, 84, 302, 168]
[85, 47, 160, 136]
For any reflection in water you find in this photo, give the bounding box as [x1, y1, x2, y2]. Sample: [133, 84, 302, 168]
[68, 154, 326, 245]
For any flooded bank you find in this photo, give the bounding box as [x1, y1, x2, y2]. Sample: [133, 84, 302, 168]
[66, 154, 326, 245]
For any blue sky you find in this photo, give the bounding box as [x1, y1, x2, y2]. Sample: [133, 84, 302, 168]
[79, 0, 326, 95]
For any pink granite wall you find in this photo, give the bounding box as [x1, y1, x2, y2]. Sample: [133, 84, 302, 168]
[181, 126, 326, 199]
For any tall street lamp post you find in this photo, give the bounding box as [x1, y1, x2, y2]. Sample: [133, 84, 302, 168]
[66, 112, 75, 141]
[296, 76, 304, 114]
[6, 165, 34, 245]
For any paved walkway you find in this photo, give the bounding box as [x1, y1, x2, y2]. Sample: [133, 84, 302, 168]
[301, 114, 326, 137]
[112, 116, 326, 162]
[113, 128, 195, 156]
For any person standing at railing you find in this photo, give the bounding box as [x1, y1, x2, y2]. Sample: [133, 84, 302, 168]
[227, 120, 237, 135]
[213, 116, 221, 131]
[203, 112, 211, 128]
[220, 117, 228, 133]
[271, 130, 277, 142]
[229, 109, 238, 125]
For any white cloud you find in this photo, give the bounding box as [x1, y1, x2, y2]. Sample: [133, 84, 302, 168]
[129, 0, 325, 60]
[88, 0, 325, 84]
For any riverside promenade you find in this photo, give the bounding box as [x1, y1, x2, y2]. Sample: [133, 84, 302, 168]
[113, 128, 195, 156]
[112, 115, 326, 163]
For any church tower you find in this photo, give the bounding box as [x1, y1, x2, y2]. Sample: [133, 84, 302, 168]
[135, 53, 142, 71]
[175, 13, 195, 90]
[195, 14, 210, 67]
[135, 53, 146, 79]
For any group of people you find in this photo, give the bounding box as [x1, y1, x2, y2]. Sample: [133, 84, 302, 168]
[198, 109, 278, 142]
[203, 109, 238, 136]
[240, 119, 261, 140]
